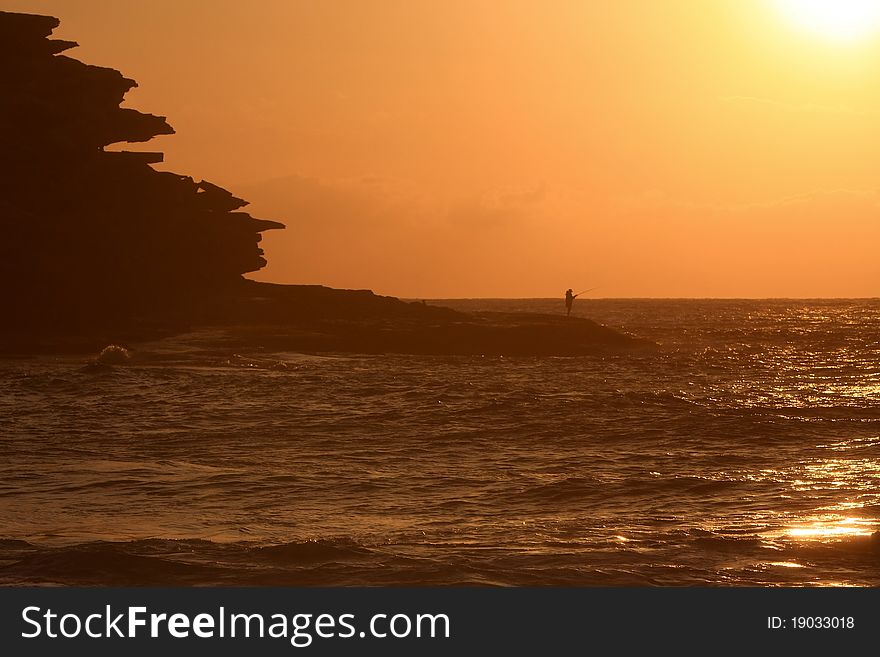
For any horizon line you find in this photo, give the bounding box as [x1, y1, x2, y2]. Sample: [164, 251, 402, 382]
[407, 296, 880, 301]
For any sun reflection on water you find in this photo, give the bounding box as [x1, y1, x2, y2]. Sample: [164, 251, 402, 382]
[786, 516, 876, 540]
[766, 561, 804, 569]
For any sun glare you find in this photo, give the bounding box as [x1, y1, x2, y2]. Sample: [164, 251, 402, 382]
[786, 517, 876, 539]
[774, 0, 880, 41]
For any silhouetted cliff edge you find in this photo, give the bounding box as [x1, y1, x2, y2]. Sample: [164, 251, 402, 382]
[0, 11, 644, 356]
[0, 11, 282, 334]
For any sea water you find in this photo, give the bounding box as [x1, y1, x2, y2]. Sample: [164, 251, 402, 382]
[1, 299, 878, 586]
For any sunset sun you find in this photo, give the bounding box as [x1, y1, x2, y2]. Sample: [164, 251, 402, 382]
[775, 0, 880, 41]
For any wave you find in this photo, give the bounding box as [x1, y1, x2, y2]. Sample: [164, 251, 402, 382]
[0, 538, 385, 586]
[0, 537, 572, 586]
[511, 474, 750, 506]
[5, 532, 877, 587]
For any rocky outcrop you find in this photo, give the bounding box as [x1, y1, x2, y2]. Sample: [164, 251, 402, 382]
[0, 11, 283, 332]
[175, 280, 648, 356]
[0, 11, 646, 356]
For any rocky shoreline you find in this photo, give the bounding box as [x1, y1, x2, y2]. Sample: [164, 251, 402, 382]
[0, 10, 646, 357]
[186, 281, 648, 356]
[0, 280, 648, 356]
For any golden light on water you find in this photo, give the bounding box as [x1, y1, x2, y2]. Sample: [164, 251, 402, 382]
[766, 561, 805, 568]
[774, 0, 880, 42]
[786, 517, 875, 539]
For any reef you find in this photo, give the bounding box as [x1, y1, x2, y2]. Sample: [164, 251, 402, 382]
[186, 280, 645, 356]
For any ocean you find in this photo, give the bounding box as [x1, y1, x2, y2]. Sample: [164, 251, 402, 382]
[1, 298, 879, 586]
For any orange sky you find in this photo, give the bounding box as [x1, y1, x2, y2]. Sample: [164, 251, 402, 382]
[11, 0, 880, 297]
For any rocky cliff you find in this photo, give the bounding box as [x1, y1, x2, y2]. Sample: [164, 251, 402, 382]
[0, 11, 283, 332]
[0, 11, 646, 356]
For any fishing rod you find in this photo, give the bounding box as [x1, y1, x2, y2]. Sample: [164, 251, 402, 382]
[574, 287, 598, 296]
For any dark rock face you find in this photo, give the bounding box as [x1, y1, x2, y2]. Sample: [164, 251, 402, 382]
[0, 11, 283, 332]
[0, 11, 647, 356]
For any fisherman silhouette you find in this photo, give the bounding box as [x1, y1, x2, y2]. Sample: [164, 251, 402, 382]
[565, 289, 577, 316]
